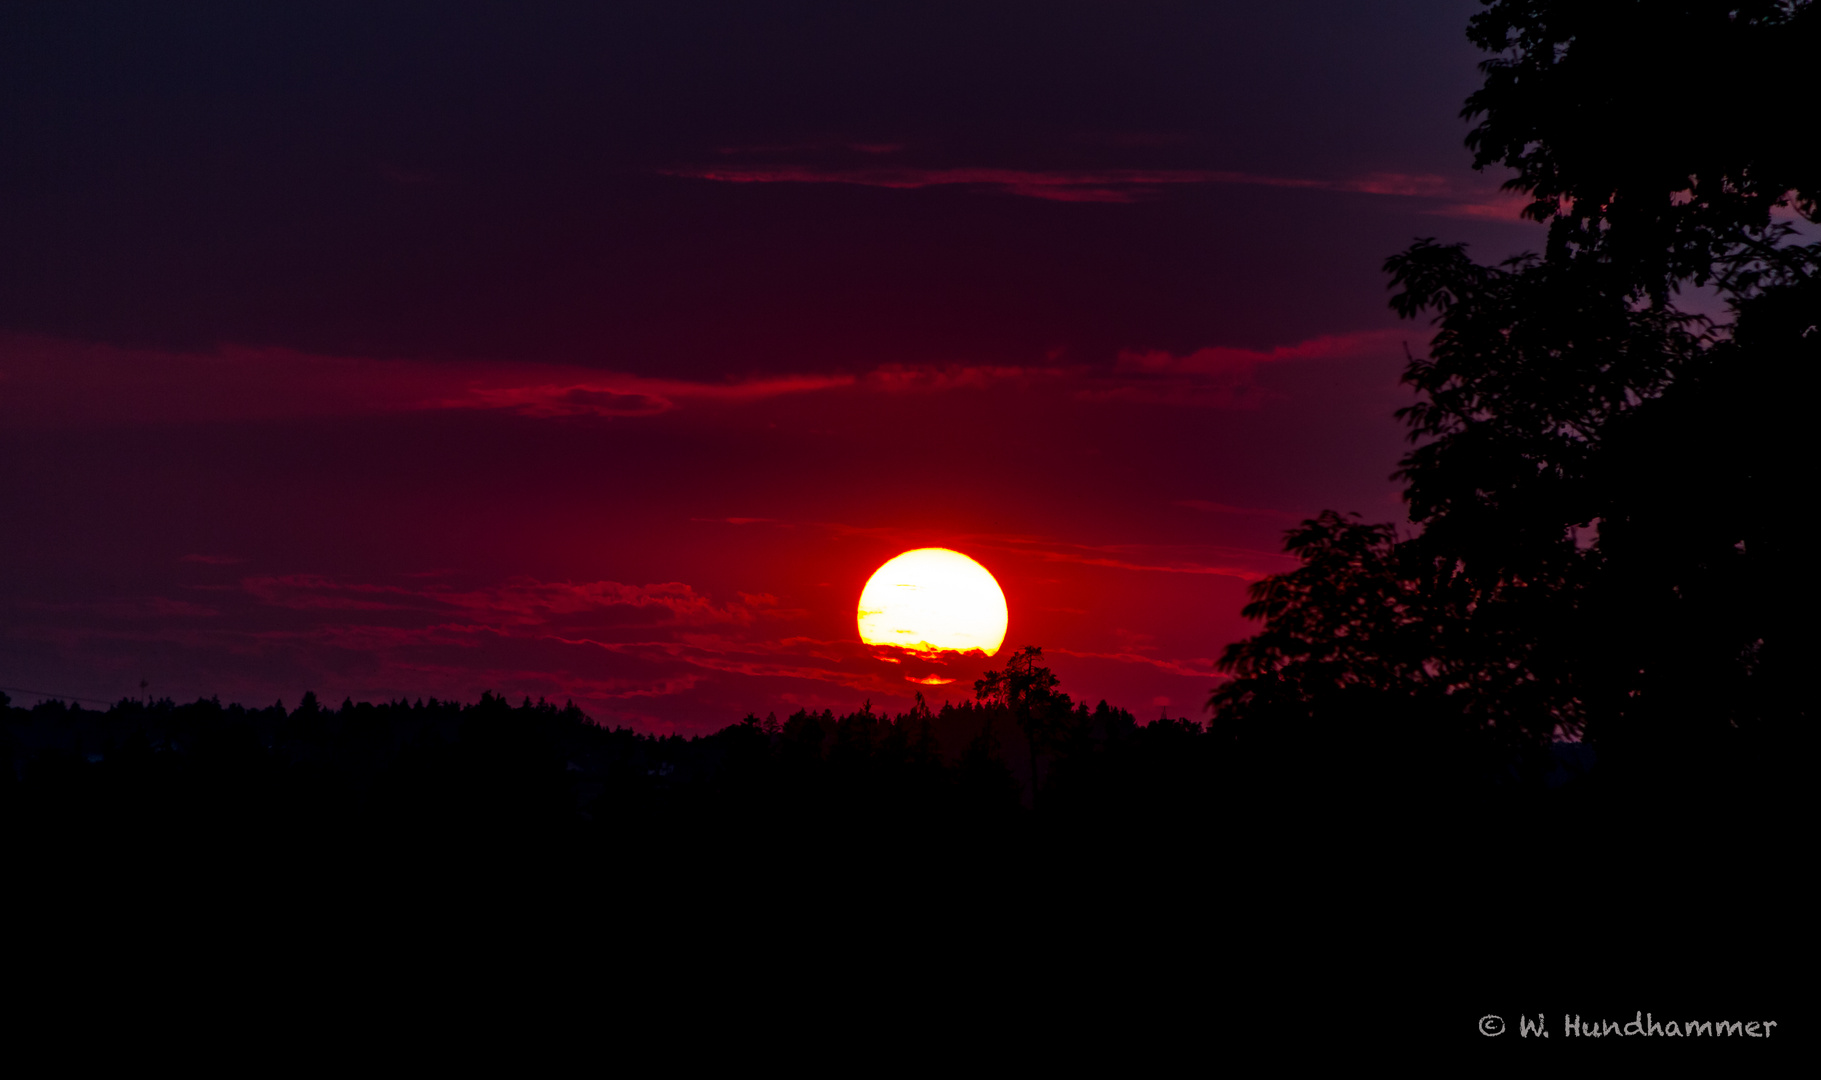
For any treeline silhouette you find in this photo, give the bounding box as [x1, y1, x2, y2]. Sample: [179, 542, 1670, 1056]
[0, 656, 1665, 867]
[1, 678, 1248, 851]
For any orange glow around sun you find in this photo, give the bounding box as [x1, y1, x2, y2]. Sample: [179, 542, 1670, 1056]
[857, 548, 1008, 657]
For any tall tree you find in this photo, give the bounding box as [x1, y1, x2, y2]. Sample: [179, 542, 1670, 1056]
[1213, 0, 1819, 770]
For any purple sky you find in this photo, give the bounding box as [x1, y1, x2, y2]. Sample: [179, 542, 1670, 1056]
[0, 1, 1546, 731]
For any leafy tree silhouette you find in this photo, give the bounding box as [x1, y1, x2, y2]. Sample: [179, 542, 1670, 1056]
[1463, 0, 1819, 296]
[974, 645, 1065, 807]
[1213, 0, 1818, 785]
[1212, 512, 1428, 714]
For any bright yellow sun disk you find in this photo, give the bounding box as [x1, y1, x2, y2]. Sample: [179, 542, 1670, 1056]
[857, 548, 1008, 656]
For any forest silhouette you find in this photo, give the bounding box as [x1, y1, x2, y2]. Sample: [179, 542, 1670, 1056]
[5, 0, 1813, 1029]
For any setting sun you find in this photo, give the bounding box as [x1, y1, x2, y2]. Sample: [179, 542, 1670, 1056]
[857, 548, 1008, 657]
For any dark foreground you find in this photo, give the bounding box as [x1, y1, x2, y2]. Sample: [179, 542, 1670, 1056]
[3, 690, 1798, 1056]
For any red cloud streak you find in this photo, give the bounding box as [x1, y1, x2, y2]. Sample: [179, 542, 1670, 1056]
[661, 164, 1481, 205]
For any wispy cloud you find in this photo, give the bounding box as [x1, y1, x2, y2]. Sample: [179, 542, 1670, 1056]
[215, 571, 927, 701]
[0, 334, 858, 427]
[805, 522, 1296, 582]
[1047, 647, 1223, 680]
[860, 362, 1069, 392]
[555, 634, 916, 696]
[978, 539, 1286, 582]
[455, 386, 673, 417]
[661, 148, 1550, 222]
[0, 324, 1415, 430]
[656, 160, 1548, 216]
[1084, 328, 1411, 408]
[1425, 189, 1544, 222]
[660, 163, 1472, 205]
[428, 371, 859, 417]
[241, 575, 777, 628]
[1116, 329, 1406, 374]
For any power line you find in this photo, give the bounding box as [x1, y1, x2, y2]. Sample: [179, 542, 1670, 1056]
[0, 684, 127, 707]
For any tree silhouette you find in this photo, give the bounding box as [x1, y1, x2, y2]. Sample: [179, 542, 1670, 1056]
[974, 645, 1065, 807]
[1463, 0, 1819, 296]
[1212, 513, 1426, 711]
[1212, 0, 1818, 777]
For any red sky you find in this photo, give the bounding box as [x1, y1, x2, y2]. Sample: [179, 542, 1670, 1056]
[0, 2, 1544, 731]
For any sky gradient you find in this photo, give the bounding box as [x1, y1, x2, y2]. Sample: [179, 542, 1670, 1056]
[0, 1, 1547, 731]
